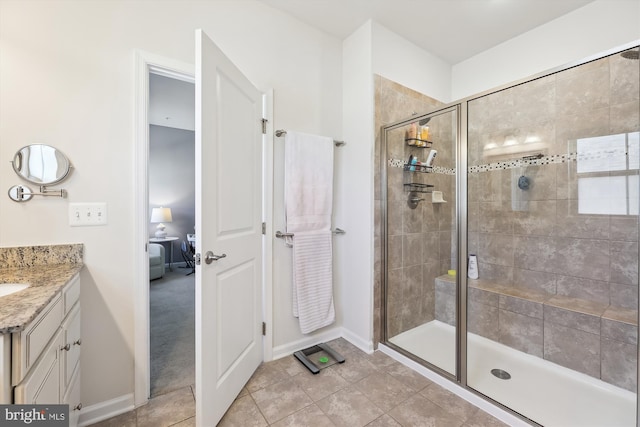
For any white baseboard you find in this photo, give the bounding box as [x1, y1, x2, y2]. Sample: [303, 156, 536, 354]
[271, 327, 342, 360]
[78, 393, 136, 427]
[270, 327, 374, 361]
[340, 328, 374, 354]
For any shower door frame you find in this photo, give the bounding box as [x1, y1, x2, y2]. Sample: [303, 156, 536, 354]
[380, 103, 465, 384]
[380, 41, 640, 426]
[381, 101, 537, 425]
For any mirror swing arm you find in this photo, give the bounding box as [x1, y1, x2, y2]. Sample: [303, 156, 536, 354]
[8, 184, 67, 203]
[7, 144, 72, 202]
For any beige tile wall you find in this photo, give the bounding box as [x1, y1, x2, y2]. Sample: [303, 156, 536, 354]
[374, 75, 451, 345]
[468, 54, 639, 308]
[465, 51, 639, 391]
[374, 50, 640, 390]
[436, 274, 638, 391]
[375, 50, 639, 392]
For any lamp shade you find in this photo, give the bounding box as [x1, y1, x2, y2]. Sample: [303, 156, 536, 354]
[150, 207, 173, 223]
[150, 207, 172, 238]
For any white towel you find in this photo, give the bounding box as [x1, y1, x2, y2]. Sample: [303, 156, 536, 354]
[284, 131, 335, 333]
[285, 131, 334, 232]
[292, 230, 335, 334]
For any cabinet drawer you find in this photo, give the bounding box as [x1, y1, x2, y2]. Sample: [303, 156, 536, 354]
[12, 295, 63, 385]
[61, 305, 81, 395]
[63, 274, 80, 316]
[14, 329, 62, 404]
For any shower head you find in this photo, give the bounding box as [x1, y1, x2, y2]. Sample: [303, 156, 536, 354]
[620, 48, 639, 60]
[418, 117, 431, 126]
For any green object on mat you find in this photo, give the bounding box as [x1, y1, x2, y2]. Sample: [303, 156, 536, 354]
[319, 356, 329, 364]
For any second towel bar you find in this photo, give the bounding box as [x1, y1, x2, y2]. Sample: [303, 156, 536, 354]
[276, 228, 346, 239]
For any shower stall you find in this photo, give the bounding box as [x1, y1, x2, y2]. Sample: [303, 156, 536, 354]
[379, 46, 640, 426]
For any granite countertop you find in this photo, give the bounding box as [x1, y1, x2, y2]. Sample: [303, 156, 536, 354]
[0, 263, 83, 334]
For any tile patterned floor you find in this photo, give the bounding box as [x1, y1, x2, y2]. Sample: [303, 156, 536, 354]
[90, 338, 509, 427]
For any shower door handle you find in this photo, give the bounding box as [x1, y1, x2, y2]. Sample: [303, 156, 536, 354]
[204, 251, 226, 264]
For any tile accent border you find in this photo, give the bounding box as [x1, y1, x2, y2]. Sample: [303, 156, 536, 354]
[388, 159, 455, 175]
[469, 152, 579, 173]
[391, 152, 590, 174]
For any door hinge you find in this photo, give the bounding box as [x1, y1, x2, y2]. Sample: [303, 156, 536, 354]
[261, 118, 267, 134]
[261, 222, 266, 235]
[262, 322, 266, 336]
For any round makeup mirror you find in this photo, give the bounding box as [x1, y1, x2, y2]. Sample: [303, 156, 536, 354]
[8, 185, 33, 202]
[11, 144, 72, 185]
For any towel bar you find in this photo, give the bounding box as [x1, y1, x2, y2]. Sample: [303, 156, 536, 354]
[275, 129, 346, 147]
[275, 228, 345, 239]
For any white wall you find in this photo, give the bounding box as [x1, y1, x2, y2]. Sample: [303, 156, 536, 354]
[372, 22, 452, 103]
[337, 22, 375, 351]
[0, 0, 342, 411]
[336, 19, 455, 353]
[452, 0, 640, 100]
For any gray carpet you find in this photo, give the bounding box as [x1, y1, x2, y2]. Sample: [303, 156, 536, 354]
[150, 267, 195, 397]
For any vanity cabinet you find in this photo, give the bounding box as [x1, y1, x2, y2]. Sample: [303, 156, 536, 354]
[13, 328, 62, 404]
[11, 274, 81, 425]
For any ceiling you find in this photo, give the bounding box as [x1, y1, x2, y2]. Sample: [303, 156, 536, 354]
[259, 0, 596, 64]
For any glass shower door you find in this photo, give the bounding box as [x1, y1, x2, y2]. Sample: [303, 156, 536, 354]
[383, 106, 458, 376]
[465, 50, 639, 426]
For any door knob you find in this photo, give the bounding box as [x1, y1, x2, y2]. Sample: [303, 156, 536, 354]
[205, 251, 226, 264]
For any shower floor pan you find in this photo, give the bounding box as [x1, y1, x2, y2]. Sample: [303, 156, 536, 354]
[390, 320, 636, 427]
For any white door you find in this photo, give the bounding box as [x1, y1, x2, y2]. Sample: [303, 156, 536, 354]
[194, 29, 264, 426]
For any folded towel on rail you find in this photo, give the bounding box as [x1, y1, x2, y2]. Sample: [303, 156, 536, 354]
[285, 130, 335, 334]
[284, 131, 334, 232]
[292, 230, 335, 334]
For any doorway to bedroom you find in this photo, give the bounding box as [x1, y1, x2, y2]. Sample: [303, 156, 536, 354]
[148, 72, 196, 397]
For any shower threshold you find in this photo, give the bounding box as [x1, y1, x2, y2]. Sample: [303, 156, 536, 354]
[390, 321, 636, 427]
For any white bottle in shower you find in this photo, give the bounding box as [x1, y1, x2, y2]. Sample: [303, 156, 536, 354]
[425, 149, 437, 167]
[468, 254, 479, 279]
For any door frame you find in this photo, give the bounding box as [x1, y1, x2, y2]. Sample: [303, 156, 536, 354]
[133, 49, 274, 408]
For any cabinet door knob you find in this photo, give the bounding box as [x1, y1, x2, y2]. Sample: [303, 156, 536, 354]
[73, 339, 82, 346]
[61, 344, 71, 351]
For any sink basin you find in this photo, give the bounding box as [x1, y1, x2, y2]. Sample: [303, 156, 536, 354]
[0, 283, 29, 297]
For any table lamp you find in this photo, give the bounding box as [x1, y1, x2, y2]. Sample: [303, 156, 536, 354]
[150, 207, 172, 238]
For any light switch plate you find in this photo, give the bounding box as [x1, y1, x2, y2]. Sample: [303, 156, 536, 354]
[69, 203, 108, 226]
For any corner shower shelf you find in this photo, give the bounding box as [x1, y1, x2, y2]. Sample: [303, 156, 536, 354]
[404, 183, 434, 193]
[404, 163, 433, 173]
